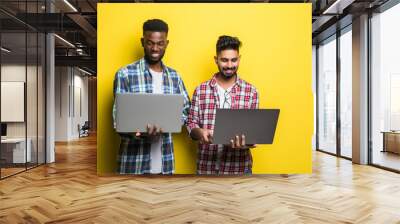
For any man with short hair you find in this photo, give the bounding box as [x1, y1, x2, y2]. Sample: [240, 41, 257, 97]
[113, 19, 190, 174]
[188, 35, 259, 175]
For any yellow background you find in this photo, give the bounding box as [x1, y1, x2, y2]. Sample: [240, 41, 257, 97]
[97, 3, 313, 174]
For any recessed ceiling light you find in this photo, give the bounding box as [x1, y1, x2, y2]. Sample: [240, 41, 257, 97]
[63, 0, 78, 12]
[322, 0, 355, 15]
[78, 67, 93, 76]
[1, 47, 11, 53]
[54, 34, 75, 48]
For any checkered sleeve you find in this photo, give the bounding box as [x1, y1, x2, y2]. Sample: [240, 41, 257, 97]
[112, 68, 130, 129]
[251, 88, 259, 109]
[178, 77, 191, 126]
[187, 87, 201, 134]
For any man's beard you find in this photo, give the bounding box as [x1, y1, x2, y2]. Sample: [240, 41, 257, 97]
[219, 66, 238, 78]
[144, 52, 165, 65]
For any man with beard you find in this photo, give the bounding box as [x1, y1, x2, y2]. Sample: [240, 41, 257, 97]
[113, 19, 190, 174]
[188, 35, 259, 175]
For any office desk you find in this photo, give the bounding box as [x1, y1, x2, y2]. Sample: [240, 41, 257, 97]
[1, 138, 31, 164]
[382, 131, 400, 154]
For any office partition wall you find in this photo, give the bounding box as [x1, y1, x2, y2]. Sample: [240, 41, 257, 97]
[0, 30, 28, 177]
[0, 0, 47, 179]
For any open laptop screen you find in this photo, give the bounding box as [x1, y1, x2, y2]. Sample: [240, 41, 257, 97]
[213, 109, 280, 145]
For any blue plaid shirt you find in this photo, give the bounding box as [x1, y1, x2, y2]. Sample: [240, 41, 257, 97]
[113, 58, 190, 174]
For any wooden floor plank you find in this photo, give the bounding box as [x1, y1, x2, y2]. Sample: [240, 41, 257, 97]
[0, 134, 400, 223]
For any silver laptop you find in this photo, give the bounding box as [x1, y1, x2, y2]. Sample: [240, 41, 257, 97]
[213, 109, 280, 144]
[115, 93, 184, 133]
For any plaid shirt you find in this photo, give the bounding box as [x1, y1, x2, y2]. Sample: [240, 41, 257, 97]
[113, 58, 190, 174]
[188, 74, 259, 174]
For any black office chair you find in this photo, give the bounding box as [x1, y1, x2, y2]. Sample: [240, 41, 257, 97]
[79, 121, 90, 138]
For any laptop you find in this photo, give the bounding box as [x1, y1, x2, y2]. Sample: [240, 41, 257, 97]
[115, 93, 184, 133]
[213, 109, 280, 145]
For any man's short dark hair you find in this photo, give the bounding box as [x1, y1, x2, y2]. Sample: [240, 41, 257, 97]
[216, 35, 241, 54]
[143, 19, 169, 34]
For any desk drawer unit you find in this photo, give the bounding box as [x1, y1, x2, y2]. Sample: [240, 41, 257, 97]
[383, 132, 400, 154]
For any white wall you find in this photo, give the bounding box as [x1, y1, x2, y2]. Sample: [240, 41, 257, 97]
[55, 67, 89, 141]
[1, 65, 38, 138]
[1, 63, 46, 164]
[70, 72, 89, 138]
[1, 82, 25, 122]
[1, 65, 26, 130]
[55, 66, 69, 141]
[1, 64, 26, 81]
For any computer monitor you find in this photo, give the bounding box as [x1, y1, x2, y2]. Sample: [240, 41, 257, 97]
[1, 123, 7, 137]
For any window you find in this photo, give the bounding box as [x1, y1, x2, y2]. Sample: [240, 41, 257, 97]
[317, 36, 337, 154]
[339, 27, 352, 158]
[370, 2, 400, 171]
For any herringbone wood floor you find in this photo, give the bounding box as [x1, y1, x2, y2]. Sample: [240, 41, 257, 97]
[1, 134, 400, 224]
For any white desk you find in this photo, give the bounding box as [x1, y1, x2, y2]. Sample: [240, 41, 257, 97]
[1, 138, 31, 163]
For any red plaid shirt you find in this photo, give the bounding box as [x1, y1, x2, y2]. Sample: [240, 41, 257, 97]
[188, 74, 259, 174]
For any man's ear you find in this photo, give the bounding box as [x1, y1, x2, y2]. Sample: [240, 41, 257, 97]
[141, 38, 144, 47]
[214, 55, 218, 64]
[166, 39, 169, 47]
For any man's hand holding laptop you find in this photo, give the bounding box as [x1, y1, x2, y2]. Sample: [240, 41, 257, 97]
[229, 134, 256, 149]
[191, 128, 255, 149]
[134, 124, 163, 140]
